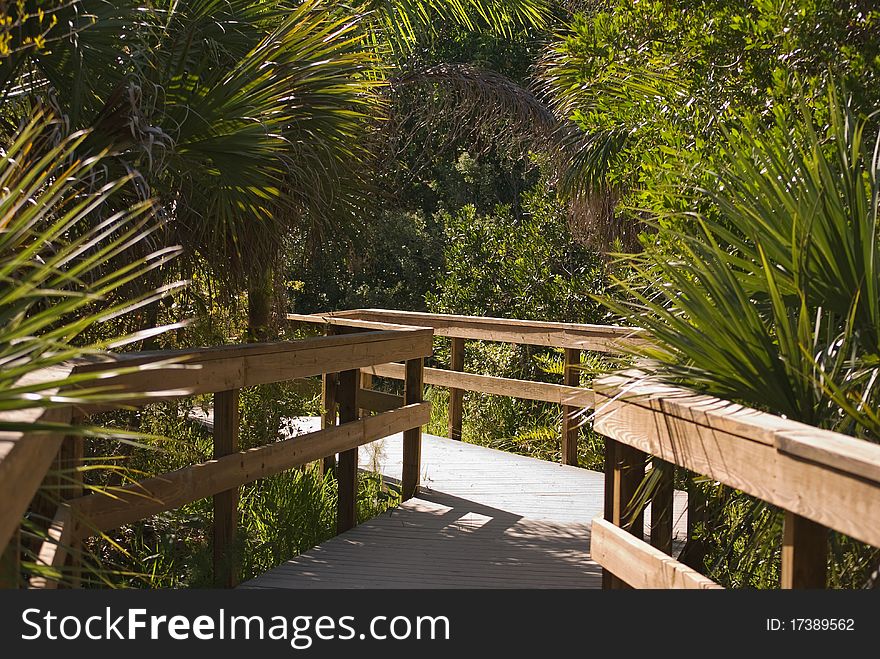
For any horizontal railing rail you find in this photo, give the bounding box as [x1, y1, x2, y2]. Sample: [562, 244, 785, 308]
[7, 308, 879, 591]
[2, 326, 433, 589]
[289, 310, 639, 464]
[591, 372, 880, 589]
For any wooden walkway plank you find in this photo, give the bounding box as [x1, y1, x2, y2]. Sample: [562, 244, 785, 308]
[242, 430, 688, 589]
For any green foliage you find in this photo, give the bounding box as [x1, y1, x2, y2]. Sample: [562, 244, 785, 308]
[289, 209, 444, 313]
[607, 90, 879, 439]
[428, 185, 607, 321]
[603, 88, 880, 587]
[540, 0, 880, 233]
[423, 183, 612, 466]
[84, 382, 399, 587]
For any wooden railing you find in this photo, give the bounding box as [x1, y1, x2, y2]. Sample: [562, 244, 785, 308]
[288, 309, 644, 465]
[590, 373, 880, 589]
[5, 308, 880, 590]
[292, 311, 880, 590]
[1, 326, 433, 588]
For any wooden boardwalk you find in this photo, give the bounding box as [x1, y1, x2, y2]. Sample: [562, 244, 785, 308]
[242, 429, 688, 589]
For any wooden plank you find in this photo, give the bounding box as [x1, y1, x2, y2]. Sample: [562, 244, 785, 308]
[604, 440, 646, 589]
[358, 432, 689, 529]
[244, 432, 689, 590]
[68, 403, 432, 535]
[337, 370, 359, 535]
[359, 370, 374, 416]
[287, 313, 422, 333]
[610, 442, 646, 538]
[0, 365, 77, 557]
[29, 505, 74, 589]
[320, 372, 338, 474]
[591, 518, 722, 589]
[245, 496, 602, 590]
[367, 363, 594, 408]
[0, 406, 72, 556]
[593, 385, 880, 548]
[357, 388, 402, 414]
[781, 511, 828, 589]
[402, 358, 424, 501]
[448, 338, 465, 441]
[679, 475, 708, 572]
[595, 372, 821, 448]
[775, 429, 880, 484]
[602, 438, 617, 589]
[650, 458, 674, 555]
[329, 309, 646, 352]
[561, 348, 581, 466]
[213, 389, 240, 588]
[57, 435, 84, 588]
[74, 329, 433, 413]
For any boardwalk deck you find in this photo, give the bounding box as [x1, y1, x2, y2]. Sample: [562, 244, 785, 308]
[241, 429, 688, 589]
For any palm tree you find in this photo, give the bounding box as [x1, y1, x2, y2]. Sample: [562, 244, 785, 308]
[1, 0, 553, 339]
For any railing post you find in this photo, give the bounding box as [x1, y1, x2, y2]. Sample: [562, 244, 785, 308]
[321, 372, 338, 475]
[336, 369, 359, 534]
[602, 438, 646, 589]
[58, 435, 84, 587]
[359, 369, 373, 417]
[213, 388, 240, 588]
[561, 348, 581, 466]
[320, 325, 340, 475]
[448, 338, 465, 441]
[650, 458, 674, 554]
[0, 529, 20, 588]
[781, 511, 828, 589]
[679, 475, 708, 573]
[402, 357, 424, 501]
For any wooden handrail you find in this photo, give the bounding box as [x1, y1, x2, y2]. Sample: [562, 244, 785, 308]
[287, 310, 610, 467]
[9, 309, 880, 590]
[66, 403, 431, 536]
[363, 362, 595, 408]
[74, 328, 433, 413]
[592, 372, 880, 589]
[1, 326, 433, 588]
[296, 309, 645, 351]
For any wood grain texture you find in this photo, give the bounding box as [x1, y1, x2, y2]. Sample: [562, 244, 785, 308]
[402, 358, 424, 501]
[0, 391, 72, 554]
[242, 432, 688, 589]
[650, 458, 675, 555]
[327, 309, 646, 352]
[337, 370, 359, 535]
[29, 505, 74, 589]
[448, 338, 465, 441]
[595, 373, 823, 447]
[593, 381, 880, 547]
[591, 518, 721, 590]
[320, 371, 338, 475]
[775, 429, 880, 484]
[367, 362, 594, 408]
[73, 329, 433, 413]
[357, 388, 403, 413]
[561, 348, 581, 466]
[781, 511, 828, 589]
[0, 528, 20, 589]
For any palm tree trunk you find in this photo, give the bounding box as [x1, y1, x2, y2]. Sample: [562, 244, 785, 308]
[247, 264, 274, 342]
